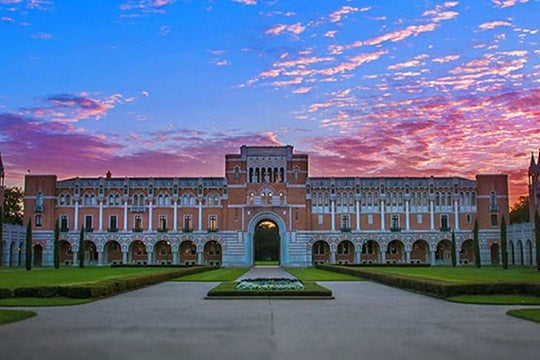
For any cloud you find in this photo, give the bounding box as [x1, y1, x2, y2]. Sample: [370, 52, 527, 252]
[293, 87, 312, 94]
[31, 31, 52, 40]
[231, 0, 257, 5]
[265, 22, 306, 36]
[119, 0, 175, 16]
[479, 20, 512, 30]
[329, 6, 362, 23]
[492, 0, 530, 8]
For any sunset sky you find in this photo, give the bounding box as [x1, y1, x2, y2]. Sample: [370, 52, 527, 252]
[1, 0, 539, 205]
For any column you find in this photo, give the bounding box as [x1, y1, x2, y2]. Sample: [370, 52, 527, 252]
[456, 248, 461, 266]
[74, 201, 79, 231]
[330, 250, 336, 264]
[331, 200, 336, 231]
[173, 200, 178, 232]
[197, 249, 203, 264]
[355, 200, 361, 231]
[99, 200, 104, 231]
[380, 249, 386, 264]
[198, 200, 203, 231]
[148, 202, 153, 231]
[73, 251, 78, 267]
[122, 251, 128, 264]
[147, 251, 153, 264]
[173, 252, 179, 265]
[454, 199, 460, 230]
[380, 200, 385, 231]
[406, 250, 411, 264]
[123, 201, 128, 231]
[430, 250, 436, 265]
[354, 248, 361, 264]
[405, 200, 410, 230]
[429, 200, 435, 230]
[97, 251, 103, 266]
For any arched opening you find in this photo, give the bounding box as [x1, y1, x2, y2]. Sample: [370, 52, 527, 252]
[312, 240, 330, 265]
[460, 239, 474, 265]
[253, 220, 280, 265]
[361, 240, 380, 264]
[526, 240, 533, 266]
[84, 240, 98, 265]
[516, 240, 524, 266]
[59, 240, 72, 265]
[509, 241, 515, 266]
[386, 240, 405, 264]
[33, 244, 43, 266]
[179, 240, 197, 265]
[9, 242, 17, 266]
[435, 240, 452, 265]
[336, 240, 354, 264]
[204, 240, 222, 266]
[490, 243, 500, 265]
[411, 240, 429, 264]
[104, 240, 122, 264]
[155, 240, 172, 265]
[129, 240, 147, 264]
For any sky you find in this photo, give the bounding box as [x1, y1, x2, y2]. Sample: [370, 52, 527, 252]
[1, 0, 539, 205]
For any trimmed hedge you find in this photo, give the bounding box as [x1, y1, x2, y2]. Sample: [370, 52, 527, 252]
[207, 281, 333, 298]
[317, 264, 540, 298]
[0, 266, 214, 299]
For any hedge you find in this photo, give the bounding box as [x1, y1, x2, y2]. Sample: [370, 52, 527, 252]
[0, 265, 214, 299]
[316, 264, 540, 298]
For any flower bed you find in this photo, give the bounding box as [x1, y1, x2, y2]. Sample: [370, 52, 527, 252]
[206, 280, 333, 299]
[236, 278, 304, 291]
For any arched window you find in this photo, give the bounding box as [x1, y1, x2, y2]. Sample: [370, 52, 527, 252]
[489, 191, 497, 210]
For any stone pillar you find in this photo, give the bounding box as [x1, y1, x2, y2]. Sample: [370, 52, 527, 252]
[454, 199, 460, 230]
[429, 200, 435, 230]
[381, 250, 386, 264]
[173, 201, 178, 232]
[430, 250, 436, 265]
[147, 251, 153, 265]
[148, 202, 153, 231]
[99, 200, 104, 231]
[173, 252, 179, 265]
[123, 201, 128, 231]
[406, 250, 411, 264]
[74, 201, 79, 231]
[122, 251, 128, 265]
[354, 248, 361, 264]
[197, 249, 203, 264]
[198, 200, 203, 232]
[97, 251, 103, 266]
[356, 200, 361, 231]
[405, 200, 410, 230]
[331, 200, 336, 231]
[380, 200, 385, 231]
[73, 251, 78, 267]
[330, 250, 336, 264]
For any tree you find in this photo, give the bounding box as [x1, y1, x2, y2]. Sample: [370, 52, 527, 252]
[2, 186, 23, 225]
[535, 211, 540, 272]
[78, 226, 85, 268]
[510, 195, 530, 224]
[451, 231, 457, 267]
[473, 219, 481, 268]
[25, 219, 32, 271]
[501, 216, 508, 270]
[54, 219, 60, 269]
[0, 206, 3, 267]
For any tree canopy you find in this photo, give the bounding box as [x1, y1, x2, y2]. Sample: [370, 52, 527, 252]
[510, 195, 530, 224]
[2, 186, 23, 225]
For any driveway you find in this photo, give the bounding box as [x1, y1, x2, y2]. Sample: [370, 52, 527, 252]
[1, 281, 539, 360]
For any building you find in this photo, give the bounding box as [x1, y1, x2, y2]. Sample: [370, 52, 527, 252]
[21, 145, 510, 267]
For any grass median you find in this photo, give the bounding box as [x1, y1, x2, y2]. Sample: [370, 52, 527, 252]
[206, 281, 333, 299]
[506, 309, 540, 324]
[0, 309, 37, 326]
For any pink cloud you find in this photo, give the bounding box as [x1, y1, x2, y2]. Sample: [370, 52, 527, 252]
[492, 0, 530, 8]
[329, 6, 362, 23]
[479, 20, 512, 30]
[231, 0, 257, 5]
[265, 22, 306, 36]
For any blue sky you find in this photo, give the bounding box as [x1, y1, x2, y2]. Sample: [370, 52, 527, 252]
[1, 0, 540, 203]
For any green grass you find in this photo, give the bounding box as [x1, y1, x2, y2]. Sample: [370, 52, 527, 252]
[0, 309, 37, 326]
[447, 295, 540, 305]
[0, 267, 186, 289]
[254, 261, 280, 266]
[173, 268, 249, 281]
[285, 267, 363, 281]
[207, 281, 333, 298]
[507, 309, 540, 323]
[0, 297, 92, 307]
[364, 266, 540, 284]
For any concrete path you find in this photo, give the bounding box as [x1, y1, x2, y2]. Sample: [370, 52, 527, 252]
[1, 281, 540, 360]
[236, 266, 297, 281]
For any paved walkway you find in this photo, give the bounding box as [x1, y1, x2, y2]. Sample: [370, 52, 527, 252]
[1, 281, 540, 359]
[236, 266, 297, 281]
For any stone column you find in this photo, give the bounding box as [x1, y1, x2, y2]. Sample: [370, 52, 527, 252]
[354, 248, 361, 264]
[380, 250, 386, 264]
[173, 252, 179, 265]
[331, 200, 336, 231]
[197, 249, 203, 264]
[405, 200, 410, 230]
[173, 201, 178, 232]
[454, 199, 460, 230]
[73, 250, 78, 267]
[74, 201, 79, 231]
[380, 200, 386, 231]
[122, 251, 128, 264]
[99, 200, 104, 231]
[406, 250, 411, 264]
[148, 202, 153, 231]
[429, 200, 435, 230]
[147, 251, 153, 265]
[356, 200, 361, 231]
[123, 201, 128, 231]
[330, 250, 336, 264]
[97, 251, 103, 266]
[198, 200, 203, 232]
[430, 250, 436, 265]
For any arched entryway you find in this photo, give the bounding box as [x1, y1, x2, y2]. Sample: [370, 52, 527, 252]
[460, 239, 474, 264]
[435, 240, 452, 265]
[253, 219, 280, 265]
[336, 240, 354, 264]
[526, 240, 533, 266]
[104, 240, 122, 264]
[490, 243, 500, 265]
[516, 240, 524, 266]
[386, 240, 405, 264]
[312, 240, 330, 264]
[84, 240, 98, 265]
[361, 240, 380, 264]
[411, 240, 429, 264]
[129, 240, 147, 264]
[179, 240, 197, 265]
[154, 240, 172, 265]
[59, 240, 72, 265]
[509, 241, 515, 266]
[33, 244, 43, 266]
[204, 240, 222, 266]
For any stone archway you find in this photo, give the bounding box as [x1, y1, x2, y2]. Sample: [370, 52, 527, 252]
[253, 219, 280, 263]
[33, 244, 43, 266]
[247, 211, 287, 266]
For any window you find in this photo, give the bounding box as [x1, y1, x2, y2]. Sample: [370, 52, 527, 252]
[391, 215, 400, 230]
[109, 215, 118, 232]
[294, 166, 299, 180]
[337, 242, 350, 255]
[491, 214, 498, 227]
[489, 191, 498, 211]
[341, 215, 350, 231]
[234, 166, 240, 180]
[466, 214, 472, 223]
[417, 214, 423, 224]
[313, 242, 327, 255]
[209, 215, 218, 232]
[108, 194, 120, 206]
[84, 215, 93, 231]
[159, 215, 167, 232]
[318, 215, 324, 225]
[35, 215, 42, 227]
[183, 215, 193, 232]
[134, 215, 143, 231]
[440, 214, 449, 230]
[60, 215, 69, 231]
[362, 241, 375, 254]
[368, 214, 373, 224]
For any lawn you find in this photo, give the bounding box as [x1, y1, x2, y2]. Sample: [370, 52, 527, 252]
[0, 309, 36, 326]
[363, 266, 540, 284]
[173, 268, 249, 281]
[0, 298, 92, 307]
[0, 267, 190, 289]
[507, 309, 540, 324]
[254, 261, 280, 266]
[447, 295, 540, 305]
[285, 267, 363, 281]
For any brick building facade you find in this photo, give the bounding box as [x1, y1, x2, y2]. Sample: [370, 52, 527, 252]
[21, 145, 510, 267]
